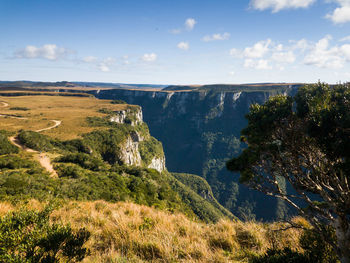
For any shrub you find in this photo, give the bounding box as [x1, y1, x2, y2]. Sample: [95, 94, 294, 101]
[0, 155, 36, 169]
[17, 131, 57, 151]
[110, 100, 127, 104]
[250, 248, 309, 263]
[56, 153, 107, 171]
[300, 228, 339, 263]
[0, 206, 90, 262]
[139, 137, 164, 166]
[9, 106, 30, 111]
[0, 130, 19, 155]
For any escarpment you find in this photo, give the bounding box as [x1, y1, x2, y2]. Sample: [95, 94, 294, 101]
[90, 85, 301, 220]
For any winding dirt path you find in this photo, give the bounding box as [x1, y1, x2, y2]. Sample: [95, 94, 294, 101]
[6, 113, 62, 177]
[0, 102, 9, 107]
[36, 120, 61, 132]
[0, 101, 27, 119]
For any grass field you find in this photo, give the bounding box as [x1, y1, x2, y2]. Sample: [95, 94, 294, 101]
[0, 94, 135, 140]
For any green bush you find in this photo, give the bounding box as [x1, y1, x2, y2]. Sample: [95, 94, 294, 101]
[139, 137, 164, 166]
[251, 228, 340, 263]
[17, 131, 58, 151]
[0, 130, 19, 155]
[56, 153, 107, 171]
[9, 106, 30, 111]
[110, 100, 127, 104]
[250, 248, 309, 263]
[300, 228, 339, 263]
[0, 206, 90, 262]
[0, 155, 36, 169]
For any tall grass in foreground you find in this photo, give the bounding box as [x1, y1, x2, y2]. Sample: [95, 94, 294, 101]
[0, 200, 305, 262]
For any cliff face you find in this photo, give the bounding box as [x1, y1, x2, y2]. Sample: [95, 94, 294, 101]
[92, 86, 299, 220]
[109, 107, 165, 173]
[109, 108, 143, 126]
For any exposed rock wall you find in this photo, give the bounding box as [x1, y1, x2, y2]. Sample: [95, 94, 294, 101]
[110, 107, 143, 126]
[111, 107, 165, 173]
[91, 86, 300, 220]
[118, 136, 142, 166]
[147, 156, 166, 172]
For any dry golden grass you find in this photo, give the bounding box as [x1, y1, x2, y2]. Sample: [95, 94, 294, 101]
[0, 200, 304, 263]
[0, 95, 135, 140]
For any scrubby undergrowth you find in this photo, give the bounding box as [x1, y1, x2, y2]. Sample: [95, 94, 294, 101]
[0, 200, 306, 263]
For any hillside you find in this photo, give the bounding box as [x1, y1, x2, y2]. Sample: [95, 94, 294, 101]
[0, 200, 305, 262]
[0, 93, 232, 223]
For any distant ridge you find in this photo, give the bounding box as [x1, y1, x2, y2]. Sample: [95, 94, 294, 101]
[0, 81, 308, 93]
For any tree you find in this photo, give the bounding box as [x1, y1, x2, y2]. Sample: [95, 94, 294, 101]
[227, 82, 350, 263]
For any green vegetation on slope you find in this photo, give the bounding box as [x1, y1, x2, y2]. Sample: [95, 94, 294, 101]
[0, 206, 90, 262]
[0, 108, 229, 223]
[172, 172, 233, 221]
[0, 130, 19, 155]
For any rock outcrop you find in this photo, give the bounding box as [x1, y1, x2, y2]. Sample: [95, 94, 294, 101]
[109, 106, 165, 173]
[118, 136, 142, 166]
[109, 107, 143, 126]
[147, 156, 166, 172]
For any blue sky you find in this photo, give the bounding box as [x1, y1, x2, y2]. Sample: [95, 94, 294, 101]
[1, 0, 350, 84]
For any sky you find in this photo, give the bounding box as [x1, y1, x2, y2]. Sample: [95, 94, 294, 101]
[1, 0, 350, 85]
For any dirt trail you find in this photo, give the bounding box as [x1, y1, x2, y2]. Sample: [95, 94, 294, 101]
[0, 102, 9, 107]
[36, 120, 61, 132]
[0, 101, 27, 119]
[8, 119, 62, 177]
[38, 153, 58, 177]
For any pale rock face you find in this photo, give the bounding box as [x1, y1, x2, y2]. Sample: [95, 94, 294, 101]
[109, 107, 143, 126]
[110, 107, 165, 172]
[147, 156, 166, 172]
[118, 136, 142, 166]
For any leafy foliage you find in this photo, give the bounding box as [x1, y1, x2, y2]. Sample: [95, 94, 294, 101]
[0, 206, 90, 262]
[227, 82, 349, 261]
[250, 248, 309, 263]
[170, 173, 234, 222]
[9, 106, 30, 111]
[17, 130, 57, 152]
[0, 130, 19, 155]
[139, 137, 164, 166]
[110, 99, 127, 104]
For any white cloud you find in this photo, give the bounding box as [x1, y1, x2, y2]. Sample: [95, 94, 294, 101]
[142, 53, 157, 62]
[185, 18, 197, 31]
[229, 48, 241, 57]
[250, 0, 315, 12]
[244, 59, 272, 70]
[272, 50, 296, 63]
[177, 42, 189, 50]
[97, 57, 116, 72]
[326, 2, 350, 24]
[229, 71, 235, 76]
[340, 35, 350, 42]
[16, 44, 69, 60]
[340, 44, 350, 60]
[202, 32, 230, 42]
[83, 56, 98, 63]
[303, 35, 348, 68]
[291, 39, 310, 51]
[243, 39, 272, 58]
[98, 64, 110, 72]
